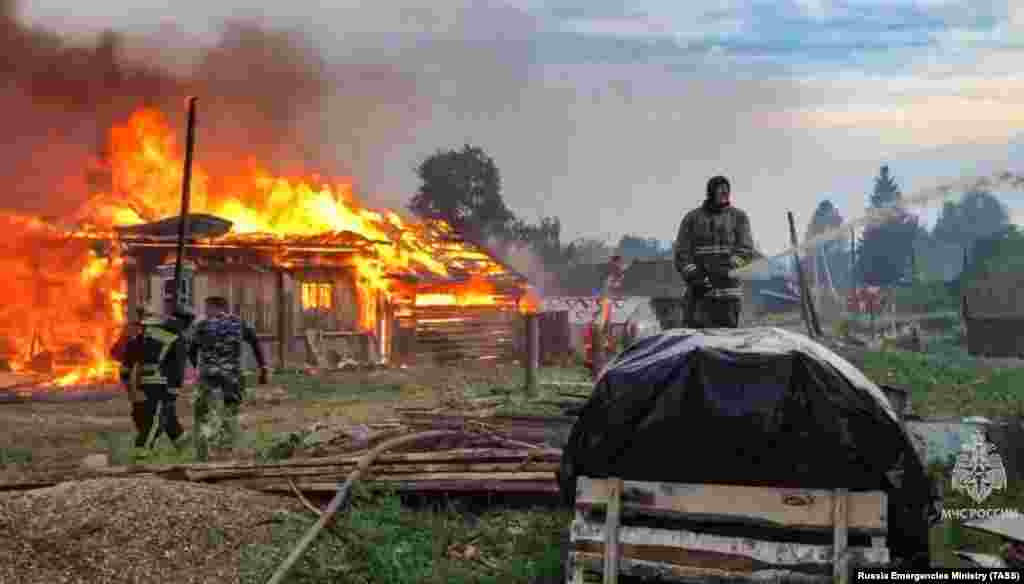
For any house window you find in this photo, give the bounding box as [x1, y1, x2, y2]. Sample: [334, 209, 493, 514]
[301, 282, 334, 310]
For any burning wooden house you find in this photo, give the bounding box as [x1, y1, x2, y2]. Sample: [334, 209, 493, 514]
[112, 214, 532, 368]
[0, 107, 542, 386]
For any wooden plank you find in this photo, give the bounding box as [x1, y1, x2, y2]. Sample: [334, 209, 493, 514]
[603, 478, 623, 584]
[412, 340, 516, 351]
[414, 330, 517, 341]
[277, 271, 287, 369]
[411, 344, 516, 355]
[94, 448, 561, 478]
[953, 552, 1008, 568]
[362, 471, 554, 481]
[262, 479, 560, 494]
[576, 478, 886, 534]
[187, 461, 560, 481]
[570, 521, 889, 567]
[570, 552, 831, 584]
[570, 509, 588, 584]
[411, 332, 516, 342]
[415, 322, 518, 331]
[833, 488, 848, 584]
[413, 331, 516, 343]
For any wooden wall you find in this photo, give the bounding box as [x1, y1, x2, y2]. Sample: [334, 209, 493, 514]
[966, 272, 1024, 318]
[124, 252, 376, 367]
[407, 304, 519, 364]
[964, 273, 1024, 358]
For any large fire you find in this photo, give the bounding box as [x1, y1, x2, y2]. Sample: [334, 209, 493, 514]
[0, 107, 518, 387]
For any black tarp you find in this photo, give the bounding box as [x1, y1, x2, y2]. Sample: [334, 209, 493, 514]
[558, 327, 936, 565]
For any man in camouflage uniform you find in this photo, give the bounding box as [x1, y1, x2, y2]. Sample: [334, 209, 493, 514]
[189, 296, 269, 460]
[674, 175, 756, 328]
[117, 306, 193, 448]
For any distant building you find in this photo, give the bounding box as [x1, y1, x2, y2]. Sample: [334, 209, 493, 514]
[964, 272, 1024, 358]
[543, 258, 799, 353]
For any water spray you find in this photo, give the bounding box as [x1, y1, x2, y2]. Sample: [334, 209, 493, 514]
[732, 171, 1024, 281]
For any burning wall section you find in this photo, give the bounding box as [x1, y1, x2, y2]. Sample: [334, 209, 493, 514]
[0, 108, 535, 385]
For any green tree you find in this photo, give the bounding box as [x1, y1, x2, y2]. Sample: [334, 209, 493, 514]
[932, 190, 1010, 251]
[409, 145, 514, 240]
[857, 166, 920, 286]
[963, 225, 1024, 279]
[870, 165, 901, 208]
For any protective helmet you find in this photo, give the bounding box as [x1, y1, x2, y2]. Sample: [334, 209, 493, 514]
[706, 175, 730, 198]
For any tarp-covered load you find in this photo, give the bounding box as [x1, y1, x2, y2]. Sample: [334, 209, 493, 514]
[559, 327, 937, 565]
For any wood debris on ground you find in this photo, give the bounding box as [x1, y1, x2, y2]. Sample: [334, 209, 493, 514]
[0, 411, 578, 498]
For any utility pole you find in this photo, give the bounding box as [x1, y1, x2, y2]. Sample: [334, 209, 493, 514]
[172, 96, 198, 311]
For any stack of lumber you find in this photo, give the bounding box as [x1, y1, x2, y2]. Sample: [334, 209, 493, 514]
[187, 447, 562, 495]
[0, 430, 565, 497]
[569, 477, 890, 584]
[397, 411, 577, 447]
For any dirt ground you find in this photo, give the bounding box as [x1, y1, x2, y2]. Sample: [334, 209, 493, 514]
[0, 361, 534, 483]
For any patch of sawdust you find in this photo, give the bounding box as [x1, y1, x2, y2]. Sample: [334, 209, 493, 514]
[0, 477, 301, 584]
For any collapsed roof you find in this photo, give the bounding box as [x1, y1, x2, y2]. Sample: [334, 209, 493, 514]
[111, 213, 528, 287]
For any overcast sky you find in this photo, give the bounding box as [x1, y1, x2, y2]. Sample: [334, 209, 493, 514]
[20, 0, 1024, 254]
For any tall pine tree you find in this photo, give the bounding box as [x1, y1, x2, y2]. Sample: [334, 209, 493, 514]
[857, 165, 920, 286]
[870, 165, 901, 207]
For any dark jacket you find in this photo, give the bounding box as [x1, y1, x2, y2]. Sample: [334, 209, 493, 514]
[189, 313, 265, 376]
[121, 319, 188, 389]
[674, 202, 755, 299]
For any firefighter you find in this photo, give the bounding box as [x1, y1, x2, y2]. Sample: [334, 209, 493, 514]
[674, 175, 756, 328]
[189, 295, 269, 461]
[120, 305, 193, 449]
[111, 311, 145, 437]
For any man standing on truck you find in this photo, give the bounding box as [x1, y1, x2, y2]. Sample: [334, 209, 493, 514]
[189, 296, 269, 460]
[674, 175, 756, 328]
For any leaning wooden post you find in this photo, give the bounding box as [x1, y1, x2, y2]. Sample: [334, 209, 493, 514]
[171, 96, 198, 311]
[788, 212, 822, 337]
[603, 478, 623, 584]
[276, 271, 286, 370]
[833, 488, 850, 584]
[524, 312, 539, 395]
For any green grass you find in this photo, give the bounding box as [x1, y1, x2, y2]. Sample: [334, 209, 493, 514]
[93, 428, 304, 465]
[454, 365, 591, 417]
[0, 446, 33, 466]
[240, 485, 569, 584]
[268, 372, 406, 402]
[857, 348, 1024, 417]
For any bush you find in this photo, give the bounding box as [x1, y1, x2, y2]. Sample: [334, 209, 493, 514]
[890, 281, 959, 314]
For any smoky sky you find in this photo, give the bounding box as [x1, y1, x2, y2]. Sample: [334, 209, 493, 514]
[10, 0, 1024, 254]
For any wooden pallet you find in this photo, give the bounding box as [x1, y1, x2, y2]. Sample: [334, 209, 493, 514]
[568, 477, 889, 584]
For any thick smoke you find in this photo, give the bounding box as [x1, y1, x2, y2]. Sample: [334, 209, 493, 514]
[0, 0, 427, 217]
[491, 237, 560, 297]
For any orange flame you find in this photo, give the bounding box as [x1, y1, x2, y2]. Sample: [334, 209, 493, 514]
[1, 107, 523, 387]
[415, 276, 500, 307]
[519, 288, 542, 315]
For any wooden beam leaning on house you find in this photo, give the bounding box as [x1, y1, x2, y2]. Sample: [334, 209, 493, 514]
[567, 477, 889, 584]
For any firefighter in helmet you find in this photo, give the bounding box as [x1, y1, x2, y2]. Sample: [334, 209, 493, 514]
[120, 304, 194, 448]
[674, 175, 756, 328]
